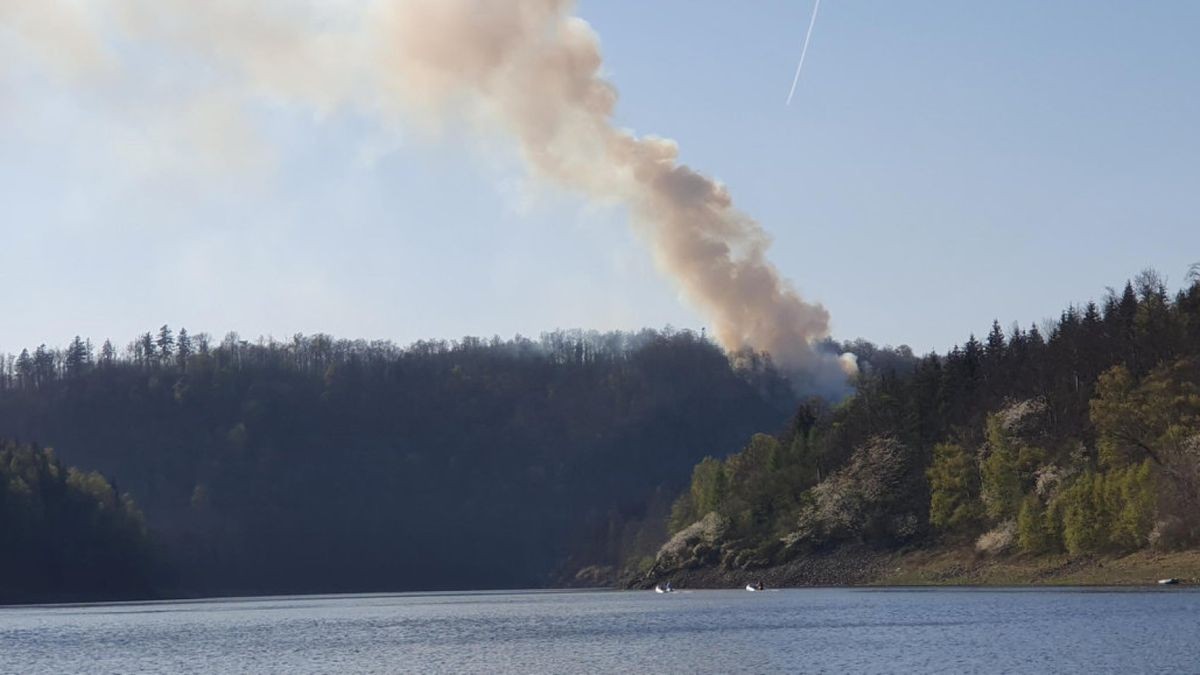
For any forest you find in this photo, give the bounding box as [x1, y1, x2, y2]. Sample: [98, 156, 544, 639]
[652, 268, 1200, 579]
[0, 327, 798, 598]
[0, 440, 155, 603]
[5, 268, 1198, 601]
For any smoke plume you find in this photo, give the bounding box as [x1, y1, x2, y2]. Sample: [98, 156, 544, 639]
[3, 0, 854, 388]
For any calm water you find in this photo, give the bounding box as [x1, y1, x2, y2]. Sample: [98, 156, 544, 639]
[1, 587, 1198, 673]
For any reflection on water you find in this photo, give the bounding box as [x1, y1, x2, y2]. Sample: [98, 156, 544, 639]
[1, 587, 1196, 673]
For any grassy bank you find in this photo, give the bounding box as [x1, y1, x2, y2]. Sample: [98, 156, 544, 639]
[630, 546, 1200, 590]
[876, 548, 1200, 586]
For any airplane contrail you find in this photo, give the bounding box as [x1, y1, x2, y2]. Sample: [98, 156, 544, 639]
[786, 0, 822, 106]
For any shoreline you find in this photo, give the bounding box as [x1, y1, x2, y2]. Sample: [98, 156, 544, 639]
[629, 547, 1200, 590]
[8, 549, 1198, 608]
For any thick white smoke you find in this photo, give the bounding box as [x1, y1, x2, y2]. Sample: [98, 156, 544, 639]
[2, 0, 855, 389]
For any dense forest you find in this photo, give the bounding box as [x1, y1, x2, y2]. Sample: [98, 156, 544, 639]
[6, 268, 1197, 600]
[0, 328, 799, 597]
[0, 440, 155, 603]
[650, 268, 1200, 580]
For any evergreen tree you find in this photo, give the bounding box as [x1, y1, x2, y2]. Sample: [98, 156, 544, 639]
[176, 328, 193, 369]
[100, 339, 116, 367]
[156, 325, 175, 361]
[15, 349, 33, 389]
[985, 320, 1006, 364]
[138, 332, 155, 367]
[64, 336, 90, 377]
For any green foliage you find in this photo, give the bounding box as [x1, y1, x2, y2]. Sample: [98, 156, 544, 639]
[1058, 473, 1106, 555]
[1016, 495, 1053, 554]
[0, 440, 154, 602]
[1051, 464, 1153, 555]
[667, 492, 696, 535]
[927, 442, 982, 534]
[689, 457, 728, 518]
[981, 442, 1020, 522]
[722, 434, 786, 533]
[0, 327, 787, 593]
[2, 267, 1199, 592]
[980, 414, 1043, 523]
[1092, 360, 1200, 466]
[660, 271, 1200, 574]
[1109, 460, 1156, 550]
[1092, 359, 1200, 546]
[672, 434, 804, 541]
[1092, 366, 1140, 468]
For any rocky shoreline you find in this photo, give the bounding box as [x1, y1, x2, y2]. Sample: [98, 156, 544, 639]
[612, 544, 1200, 590]
[622, 544, 893, 590]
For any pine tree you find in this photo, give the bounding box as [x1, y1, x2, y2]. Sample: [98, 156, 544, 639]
[100, 340, 116, 367]
[138, 333, 155, 367]
[985, 320, 1006, 363]
[1115, 282, 1139, 370]
[176, 328, 193, 369]
[33, 345, 54, 387]
[156, 325, 175, 361]
[15, 349, 33, 389]
[963, 334, 982, 380]
[64, 336, 91, 378]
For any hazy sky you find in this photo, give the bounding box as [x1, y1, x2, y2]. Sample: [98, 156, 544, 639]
[1, 1, 1197, 356]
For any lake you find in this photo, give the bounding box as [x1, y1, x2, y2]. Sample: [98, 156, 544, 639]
[1, 587, 1196, 673]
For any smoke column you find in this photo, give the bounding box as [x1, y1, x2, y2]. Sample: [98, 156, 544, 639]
[3, 0, 854, 389]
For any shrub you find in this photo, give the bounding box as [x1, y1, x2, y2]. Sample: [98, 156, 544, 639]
[976, 520, 1016, 555]
[1149, 517, 1190, 551]
[1017, 495, 1054, 553]
[980, 411, 1045, 523]
[790, 436, 918, 545]
[1110, 460, 1155, 550]
[928, 442, 982, 535]
[1058, 473, 1107, 555]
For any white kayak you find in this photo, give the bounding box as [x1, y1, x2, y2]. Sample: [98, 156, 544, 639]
[1158, 578, 1180, 585]
[655, 584, 675, 593]
[745, 584, 760, 592]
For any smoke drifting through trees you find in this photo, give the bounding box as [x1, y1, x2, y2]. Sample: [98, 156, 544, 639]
[5, 0, 853, 392]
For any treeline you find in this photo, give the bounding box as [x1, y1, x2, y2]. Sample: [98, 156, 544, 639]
[0, 440, 154, 603]
[0, 328, 794, 595]
[656, 269, 1200, 574]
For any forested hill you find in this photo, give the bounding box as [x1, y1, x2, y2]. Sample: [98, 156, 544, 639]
[0, 440, 155, 603]
[646, 269, 1200, 584]
[0, 328, 797, 596]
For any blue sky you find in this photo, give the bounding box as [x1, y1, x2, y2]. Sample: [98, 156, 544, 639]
[1, 1, 1197, 356]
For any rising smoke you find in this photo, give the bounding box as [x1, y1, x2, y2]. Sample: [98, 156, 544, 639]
[2, 0, 855, 391]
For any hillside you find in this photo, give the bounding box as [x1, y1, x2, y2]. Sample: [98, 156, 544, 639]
[637, 269, 1200, 586]
[0, 440, 155, 603]
[0, 328, 793, 596]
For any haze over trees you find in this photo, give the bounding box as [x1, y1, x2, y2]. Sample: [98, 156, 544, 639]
[0, 328, 795, 596]
[654, 270, 1200, 576]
